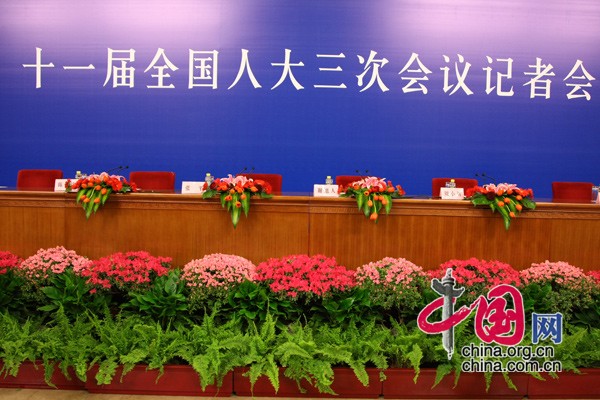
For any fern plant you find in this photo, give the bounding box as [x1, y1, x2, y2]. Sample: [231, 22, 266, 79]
[313, 320, 389, 387]
[176, 310, 248, 391]
[237, 313, 281, 393]
[0, 312, 44, 377]
[87, 313, 149, 385]
[276, 322, 347, 394]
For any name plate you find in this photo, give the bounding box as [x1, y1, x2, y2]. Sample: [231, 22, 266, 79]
[181, 181, 205, 194]
[54, 179, 70, 192]
[440, 187, 464, 200]
[313, 184, 339, 197]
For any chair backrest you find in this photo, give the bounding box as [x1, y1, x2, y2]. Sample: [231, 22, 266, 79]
[129, 171, 176, 193]
[17, 169, 63, 191]
[240, 173, 282, 194]
[335, 175, 363, 189]
[432, 177, 478, 197]
[552, 181, 593, 203]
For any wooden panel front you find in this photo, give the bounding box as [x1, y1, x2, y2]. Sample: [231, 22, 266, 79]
[1, 191, 598, 270]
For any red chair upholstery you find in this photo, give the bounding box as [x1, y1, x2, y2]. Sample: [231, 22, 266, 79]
[17, 169, 63, 191]
[240, 173, 282, 194]
[432, 178, 478, 197]
[552, 181, 593, 203]
[335, 175, 363, 189]
[129, 171, 176, 193]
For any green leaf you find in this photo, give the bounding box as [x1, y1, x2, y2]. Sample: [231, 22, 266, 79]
[231, 206, 241, 228]
[241, 195, 251, 217]
[384, 194, 392, 214]
[356, 191, 365, 211]
[521, 197, 536, 209]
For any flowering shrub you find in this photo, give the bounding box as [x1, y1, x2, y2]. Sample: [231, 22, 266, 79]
[466, 183, 535, 230]
[588, 270, 600, 285]
[255, 254, 356, 298]
[356, 257, 429, 311]
[520, 260, 595, 318]
[18, 246, 91, 287]
[77, 251, 171, 292]
[0, 251, 21, 274]
[429, 258, 521, 304]
[182, 253, 256, 306]
[339, 176, 405, 222]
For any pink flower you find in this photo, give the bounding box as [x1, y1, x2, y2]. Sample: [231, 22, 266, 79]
[182, 253, 255, 298]
[430, 258, 521, 289]
[255, 254, 355, 297]
[18, 246, 91, 286]
[79, 251, 171, 292]
[520, 260, 592, 289]
[0, 251, 21, 275]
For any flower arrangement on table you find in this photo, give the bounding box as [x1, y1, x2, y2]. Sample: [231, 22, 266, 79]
[338, 176, 405, 222]
[202, 174, 272, 228]
[66, 172, 137, 219]
[466, 183, 535, 230]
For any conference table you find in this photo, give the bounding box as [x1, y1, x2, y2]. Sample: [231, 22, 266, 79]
[0, 190, 598, 271]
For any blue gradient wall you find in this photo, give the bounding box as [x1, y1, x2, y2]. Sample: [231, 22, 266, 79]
[1, 0, 598, 197]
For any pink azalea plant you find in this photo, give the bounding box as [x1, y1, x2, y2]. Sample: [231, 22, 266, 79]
[520, 260, 596, 317]
[76, 251, 171, 292]
[0, 250, 21, 275]
[521, 260, 593, 288]
[182, 253, 256, 303]
[18, 246, 91, 286]
[356, 257, 429, 310]
[255, 254, 356, 298]
[429, 258, 521, 304]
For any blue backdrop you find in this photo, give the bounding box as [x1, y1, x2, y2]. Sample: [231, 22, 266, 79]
[1, 0, 599, 197]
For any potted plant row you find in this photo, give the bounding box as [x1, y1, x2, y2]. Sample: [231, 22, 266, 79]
[1, 249, 599, 398]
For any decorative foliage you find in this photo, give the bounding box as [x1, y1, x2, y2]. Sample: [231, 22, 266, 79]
[182, 253, 256, 307]
[429, 258, 521, 304]
[202, 174, 272, 228]
[466, 183, 536, 230]
[77, 251, 171, 293]
[356, 257, 429, 312]
[66, 172, 137, 219]
[339, 176, 405, 222]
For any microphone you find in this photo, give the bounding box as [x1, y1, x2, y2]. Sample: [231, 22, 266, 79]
[105, 165, 129, 174]
[475, 172, 497, 183]
[237, 166, 255, 176]
[355, 169, 370, 178]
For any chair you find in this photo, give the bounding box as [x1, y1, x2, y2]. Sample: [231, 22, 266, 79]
[240, 173, 282, 194]
[335, 175, 363, 189]
[552, 181, 593, 203]
[129, 171, 176, 193]
[432, 178, 478, 198]
[17, 169, 63, 191]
